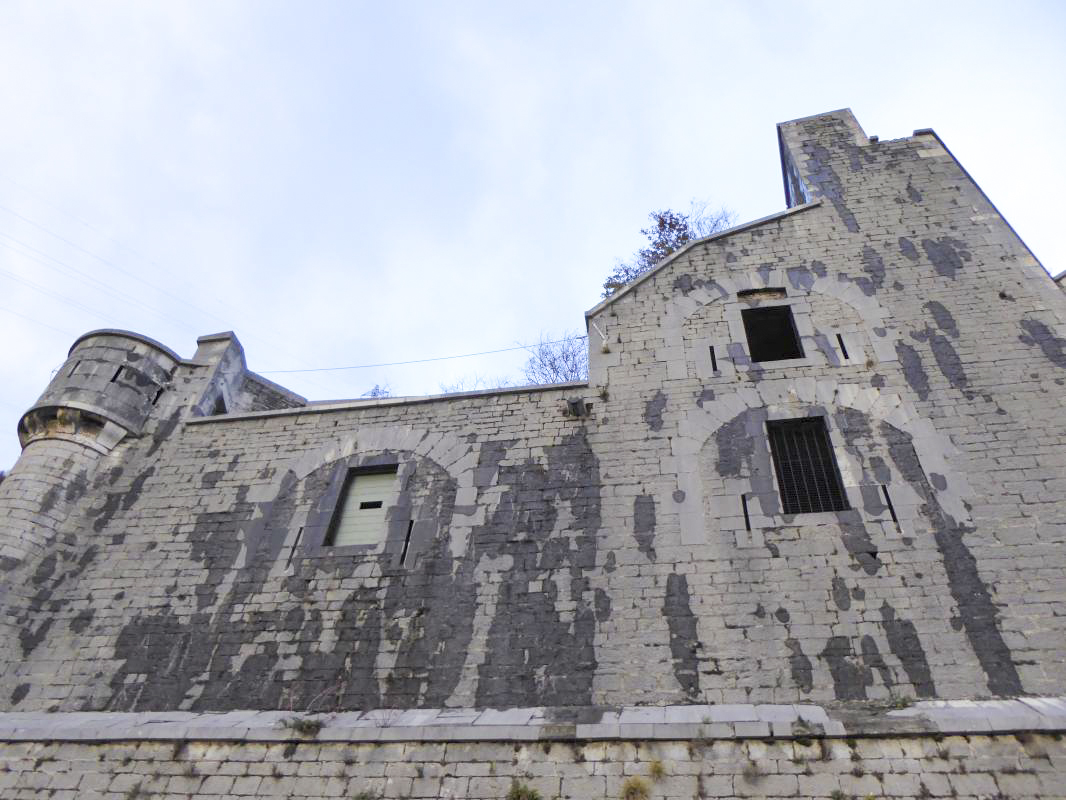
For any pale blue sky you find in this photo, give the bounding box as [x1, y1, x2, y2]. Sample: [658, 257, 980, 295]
[1, 1, 1064, 470]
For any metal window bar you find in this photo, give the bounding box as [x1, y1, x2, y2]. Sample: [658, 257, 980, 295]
[767, 418, 849, 514]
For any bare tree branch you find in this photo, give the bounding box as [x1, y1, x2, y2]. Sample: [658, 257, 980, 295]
[521, 331, 589, 384]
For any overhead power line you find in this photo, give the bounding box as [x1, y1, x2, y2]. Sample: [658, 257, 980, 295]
[258, 336, 589, 374]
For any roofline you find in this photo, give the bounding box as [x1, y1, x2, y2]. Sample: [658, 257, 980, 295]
[186, 379, 590, 424]
[775, 107, 856, 130]
[584, 200, 822, 319]
[68, 329, 184, 362]
[912, 127, 1045, 273]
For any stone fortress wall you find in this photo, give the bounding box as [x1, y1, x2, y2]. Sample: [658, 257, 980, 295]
[0, 109, 1064, 797]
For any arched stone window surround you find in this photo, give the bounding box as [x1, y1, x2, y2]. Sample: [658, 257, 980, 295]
[658, 268, 899, 380]
[239, 427, 483, 577]
[667, 379, 971, 546]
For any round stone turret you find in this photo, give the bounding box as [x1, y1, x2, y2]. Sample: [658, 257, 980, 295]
[17, 330, 180, 452]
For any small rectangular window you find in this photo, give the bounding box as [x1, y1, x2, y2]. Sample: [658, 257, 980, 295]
[327, 469, 397, 546]
[741, 305, 804, 362]
[767, 418, 849, 514]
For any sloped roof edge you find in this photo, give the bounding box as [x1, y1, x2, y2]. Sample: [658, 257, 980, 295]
[584, 199, 822, 319]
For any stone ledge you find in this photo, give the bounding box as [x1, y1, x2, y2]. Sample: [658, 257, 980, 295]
[0, 699, 1062, 744]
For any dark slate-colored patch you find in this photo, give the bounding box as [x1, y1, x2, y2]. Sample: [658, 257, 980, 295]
[774, 607, 790, 623]
[838, 512, 882, 575]
[930, 473, 948, 491]
[19, 618, 54, 657]
[906, 182, 922, 203]
[896, 342, 930, 401]
[146, 408, 182, 458]
[921, 237, 972, 279]
[870, 374, 885, 388]
[715, 415, 754, 478]
[786, 267, 816, 293]
[880, 602, 936, 697]
[884, 424, 1022, 696]
[928, 333, 971, 395]
[695, 389, 715, 408]
[1018, 318, 1066, 369]
[10, 684, 29, 705]
[801, 142, 860, 232]
[32, 553, 57, 586]
[643, 391, 667, 432]
[664, 573, 701, 700]
[200, 471, 224, 489]
[856, 245, 886, 295]
[859, 635, 894, 691]
[475, 431, 602, 708]
[831, 575, 851, 610]
[673, 274, 694, 295]
[785, 638, 813, 693]
[633, 494, 656, 561]
[819, 636, 870, 700]
[924, 301, 959, 337]
[39, 484, 61, 515]
[69, 608, 94, 634]
[672, 489, 686, 503]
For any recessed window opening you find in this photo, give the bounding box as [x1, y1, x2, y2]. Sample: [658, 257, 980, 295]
[742, 305, 804, 362]
[767, 418, 849, 514]
[836, 333, 850, 360]
[326, 468, 398, 547]
[737, 287, 787, 301]
[709, 345, 718, 372]
[211, 395, 227, 415]
[740, 494, 751, 531]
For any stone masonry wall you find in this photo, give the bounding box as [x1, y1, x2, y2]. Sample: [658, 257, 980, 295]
[6, 735, 1064, 799]
[2, 700, 1065, 799]
[2, 109, 1065, 720]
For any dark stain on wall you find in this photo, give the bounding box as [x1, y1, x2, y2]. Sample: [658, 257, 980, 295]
[838, 512, 882, 576]
[715, 416, 754, 478]
[475, 431, 602, 708]
[880, 601, 936, 697]
[820, 636, 870, 700]
[786, 638, 813, 693]
[10, 684, 29, 706]
[927, 332, 971, 397]
[896, 342, 931, 401]
[883, 424, 1022, 696]
[831, 575, 851, 610]
[1019, 318, 1066, 369]
[644, 391, 667, 432]
[633, 494, 657, 561]
[695, 389, 715, 408]
[664, 573, 701, 700]
[802, 142, 860, 233]
[859, 635, 894, 691]
[924, 301, 959, 338]
[69, 608, 93, 634]
[921, 237, 972, 280]
[856, 245, 886, 295]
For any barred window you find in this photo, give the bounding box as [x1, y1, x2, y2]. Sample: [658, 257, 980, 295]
[741, 305, 804, 362]
[767, 417, 849, 514]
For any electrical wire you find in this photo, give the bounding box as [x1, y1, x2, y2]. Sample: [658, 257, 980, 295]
[258, 336, 589, 374]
